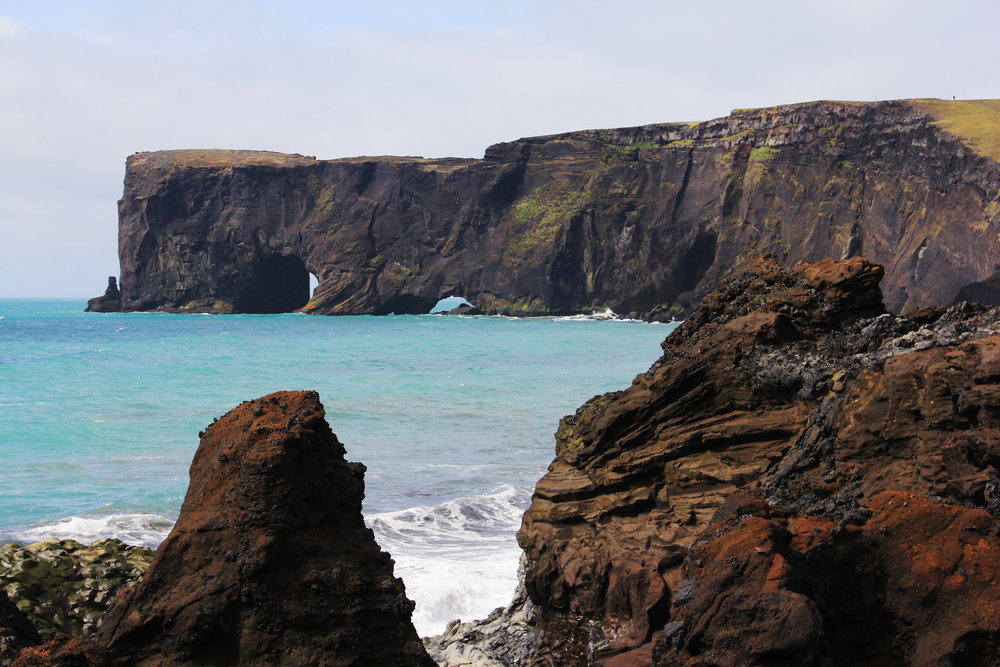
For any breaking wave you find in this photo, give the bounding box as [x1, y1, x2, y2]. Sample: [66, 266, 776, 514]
[367, 484, 530, 636]
[1, 485, 531, 637]
[2, 513, 175, 547]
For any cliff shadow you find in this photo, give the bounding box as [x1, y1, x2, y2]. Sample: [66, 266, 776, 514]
[235, 252, 311, 314]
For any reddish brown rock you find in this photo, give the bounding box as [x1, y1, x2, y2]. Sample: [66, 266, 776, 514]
[657, 491, 1000, 665]
[11, 637, 109, 666]
[516, 256, 1000, 664]
[95, 390, 432, 666]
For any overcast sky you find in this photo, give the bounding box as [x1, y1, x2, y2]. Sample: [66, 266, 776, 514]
[1, 0, 997, 297]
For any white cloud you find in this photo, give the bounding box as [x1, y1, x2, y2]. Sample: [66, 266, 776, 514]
[0, 0, 997, 296]
[0, 16, 23, 36]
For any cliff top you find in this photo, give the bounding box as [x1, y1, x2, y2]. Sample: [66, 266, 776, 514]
[909, 98, 1000, 162]
[128, 149, 319, 168]
[128, 98, 1000, 172]
[128, 148, 479, 172]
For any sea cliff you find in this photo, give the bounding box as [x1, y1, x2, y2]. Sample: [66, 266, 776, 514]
[90, 99, 1000, 317]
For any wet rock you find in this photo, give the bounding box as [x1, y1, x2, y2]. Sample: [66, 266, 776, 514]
[444, 304, 483, 316]
[0, 539, 152, 640]
[94, 390, 432, 666]
[424, 557, 535, 666]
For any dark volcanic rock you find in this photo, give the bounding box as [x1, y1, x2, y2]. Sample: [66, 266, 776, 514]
[444, 304, 483, 316]
[515, 255, 1000, 664]
[92, 99, 1000, 316]
[85, 277, 120, 313]
[94, 390, 433, 666]
[0, 591, 40, 664]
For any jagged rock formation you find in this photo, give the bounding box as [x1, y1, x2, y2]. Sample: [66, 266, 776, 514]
[94, 390, 433, 666]
[84, 278, 120, 313]
[0, 539, 152, 640]
[515, 255, 1000, 664]
[91, 99, 1000, 317]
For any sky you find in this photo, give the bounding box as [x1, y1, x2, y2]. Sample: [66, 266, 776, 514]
[1, 0, 997, 297]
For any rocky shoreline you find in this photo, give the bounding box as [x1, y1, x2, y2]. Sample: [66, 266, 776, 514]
[8, 255, 1000, 664]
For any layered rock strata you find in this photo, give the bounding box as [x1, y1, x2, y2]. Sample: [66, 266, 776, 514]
[516, 255, 1000, 664]
[90, 99, 1000, 317]
[93, 390, 433, 665]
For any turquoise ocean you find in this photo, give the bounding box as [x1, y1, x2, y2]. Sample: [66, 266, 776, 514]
[0, 299, 675, 635]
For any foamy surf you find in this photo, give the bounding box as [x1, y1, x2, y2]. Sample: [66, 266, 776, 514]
[554, 308, 637, 321]
[367, 485, 530, 636]
[3, 512, 175, 547]
[1, 485, 531, 638]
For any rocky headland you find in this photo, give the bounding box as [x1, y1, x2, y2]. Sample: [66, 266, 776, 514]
[89, 99, 1000, 318]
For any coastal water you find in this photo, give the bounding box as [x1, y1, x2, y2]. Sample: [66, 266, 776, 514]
[0, 300, 675, 635]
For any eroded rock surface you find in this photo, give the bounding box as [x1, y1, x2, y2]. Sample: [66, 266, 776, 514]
[0, 591, 39, 665]
[656, 491, 1000, 666]
[0, 539, 152, 640]
[516, 256, 1000, 664]
[93, 99, 1000, 317]
[94, 390, 433, 666]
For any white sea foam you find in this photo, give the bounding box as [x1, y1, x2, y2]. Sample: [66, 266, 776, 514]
[554, 308, 621, 321]
[3, 486, 529, 637]
[5, 513, 175, 547]
[367, 484, 530, 637]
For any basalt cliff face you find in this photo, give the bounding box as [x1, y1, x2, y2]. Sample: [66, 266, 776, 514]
[515, 256, 1000, 665]
[91, 99, 1000, 316]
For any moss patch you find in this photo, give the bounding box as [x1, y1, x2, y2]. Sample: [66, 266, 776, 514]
[749, 146, 778, 162]
[381, 262, 414, 286]
[910, 99, 1000, 163]
[504, 181, 591, 266]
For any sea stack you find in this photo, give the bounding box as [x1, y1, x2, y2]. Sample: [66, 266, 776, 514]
[84, 277, 121, 313]
[94, 390, 433, 666]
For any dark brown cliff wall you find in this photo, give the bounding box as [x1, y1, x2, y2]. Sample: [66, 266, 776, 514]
[94, 99, 1000, 315]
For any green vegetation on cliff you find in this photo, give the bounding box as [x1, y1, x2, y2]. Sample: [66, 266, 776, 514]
[910, 99, 1000, 163]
